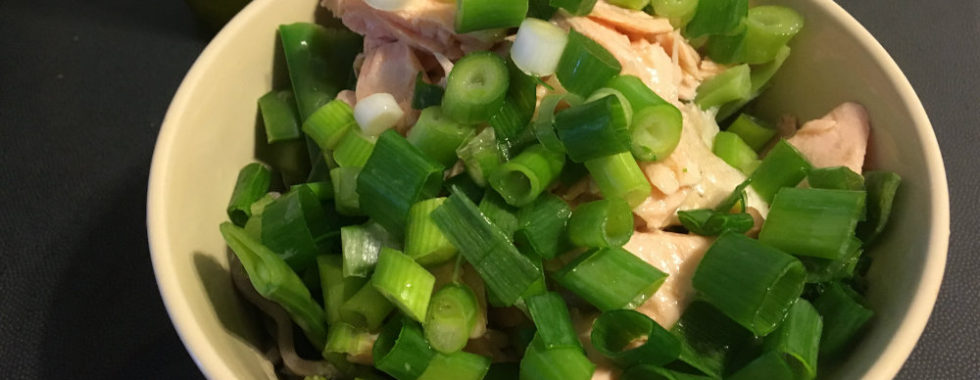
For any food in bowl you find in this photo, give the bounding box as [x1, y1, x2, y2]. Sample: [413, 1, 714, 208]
[216, 0, 902, 379]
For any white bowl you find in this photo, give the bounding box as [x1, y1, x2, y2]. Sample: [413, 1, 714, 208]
[147, 0, 950, 378]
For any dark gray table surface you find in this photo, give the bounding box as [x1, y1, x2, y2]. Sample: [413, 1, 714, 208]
[0, 0, 976, 378]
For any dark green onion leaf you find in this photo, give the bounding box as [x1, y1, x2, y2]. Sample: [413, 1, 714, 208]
[678, 208, 754, 236]
[407, 106, 475, 168]
[591, 309, 680, 367]
[526, 292, 581, 349]
[726, 113, 777, 152]
[604, 74, 669, 111]
[857, 171, 902, 244]
[227, 162, 272, 227]
[800, 236, 863, 283]
[418, 351, 491, 380]
[444, 173, 485, 204]
[807, 166, 865, 191]
[742, 6, 804, 64]
[339, 280, 395, 331]
[489, 144, 566, 207]
[413, 72, 445, 110]
[455, 0, 528, 33]
[695, 64, 751, 110]
[670, 301, 754, 378]
[713, 131, 760, 175]
[479, 190, 521, 240]
[442, 52, 510, 124]
[317, 255, 368, 324]
[621, 365, 713, 380]
[556, 30, 623, 96]
[555, 95, 632, 163]
[813, 282, 874, 358]
[649, 0, 700, 29]
[684, 0, 748, 39]
[692, 232, 806, 336]
[520, 334, 596, 380]
[550, 0, 599, 16]
[515, 194, 573, 259]
[279, 23, 361, 120]
[303, 99, 356, 151]
[533, 93, 584, 154]
[555, 247, 667, 311]
[258, 90, 302, 143]
[759, 188, 866, 260]
[749, 139, 812, 203]
[373, 316, 436, 380]
[567, 198, 634, 248]
[261, 185, 340, 272]
[585, 152, 653, 208]
[727, 351, 795, 380]
[762, 299, 822, 379]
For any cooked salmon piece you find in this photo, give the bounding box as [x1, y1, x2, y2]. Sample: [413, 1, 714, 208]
[355, 39, 424, 131]
[787, 102, 871, 174]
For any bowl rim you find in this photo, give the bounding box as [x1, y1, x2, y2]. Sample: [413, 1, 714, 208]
[147, 0, 950, 379]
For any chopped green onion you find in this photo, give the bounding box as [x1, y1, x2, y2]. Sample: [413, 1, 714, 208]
[813, 282, 874, 358]
[290, 181, 334, 202]
[684, 0, 748, 39]
[442, 52, 510, 124]
[750, 45, 792, 93]
[330, 166, 362, 215]
[627, 104, 683, 162]
[801, 236, 863, 283]
[340, 280, 396, 331]
[258, 90, 302, 143]
[555, 95, 632, 163]
[678, 208, 754, 236]
[371, 248, 436, 322]
[227, 163, 272, 227]
[445, 173, 485, 204]
[454, 0, 528, 33]
[762, 299, 821, 379]
[520, 334, 596, 380]
[418, 351, 491, 380]
[243, 192, 278, 239]
[358, 129, 445, 237]
[592, 309, 680, 366]
[550, 0, 598, 15]
[431, 190, 542, 306]
[704, 25, 748, 64]
[533, 93, 584, 154]
[354, 92, 405, 136]
[621, 365, 713, 380]
[727, 113, 777, 152]
[512, 18, 569, 76]
[526, 292, 580, 349]
[279, 23, 361, 120]
[759, 188, 866, 260]
[808, 166, 865, 191]
[749, 139, 812, 202]
[695, 64, 751, 110]
[567, 198, 634, 248]
[742, 6, 804, 64]
[692, 232, 806, 336]
[341, 222, 400, 278]
[373, 317, 436, 380]
[515, 194, 573, 259]
[261, 186, 339, 272]
[219, 223, 328, 348]
[304, 99, 356, 151]
[555, 246, 667, 311]
[649, 0, 700, 29]
[457, 127, 503, 187]
[671, 301, 754, 378]
[323, 322, 375, 357]
[317, 254, 368, 324]
[607, 0, 650, 10]
[529, 0, 558, 19]
[727, 351, 795, 380]
[407, 106, 475, 168]
[857, 171, 902, 244]
[412, 72, 445, 110]
[585, 151, 653, 208]
[333, 129, 377, 168]
[556, 30, 623, 97]
[479, 190, 521, 240]
[405, 198, 458, 266]
[715, 179, 752, 213]
[713, 131, 760, 174]
[605, 75, 669, 110]
[489, 144, 566, 207]
[424, 283, 480, 354]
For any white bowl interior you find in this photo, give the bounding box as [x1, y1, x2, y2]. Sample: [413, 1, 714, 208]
[148, 0, 949, 379]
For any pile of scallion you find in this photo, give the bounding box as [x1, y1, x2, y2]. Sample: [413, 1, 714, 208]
[219, 1, 902, 379]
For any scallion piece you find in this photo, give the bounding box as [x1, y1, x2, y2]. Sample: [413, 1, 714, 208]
[533, 93, 584, 154]
[605, 75, 669, 110]
[585, 151, 653, 208]
[219, 222, 328, 348]
[445, 174, 485, 204]
[727, 351, 795, 380]
[555, 246, 667, 311]
[243, 192, 278, 238]
[341, 222, 400, 278]
[671, 301, 754, 378]
[290, 181, 333, 202]
[550, 0, 598, 15]
[442, 52, 510, 124]
[749, 139, 812, 203]
[727, 113, 777, 152]
[430, 190, 542, 306]
[813, 282, 874, 358]
[695, 64, 751, 110]
[514, 194, 573, 259]
[304, 99, 356, 151]
[412, 72, 445, 110]
[418, 351, 491, 380]
[592, 309, 680, 366]
[762, 299, 822, 379]
[650, 0, 700, 29]
[323, 322, 375, 357]
[512, 18, 569, 77]
[279, 23, 361, 120]
[801, 236, 863, 283]
[373, 317, 436, 380]
[587, 88, 635, 129]
[333, 129, 377, 168]
[621, 365, 713, 380]
[479, 190, 520, 240]
[555, 95, 631, 163]
[258, 90, 302, 143]
[227, 163, 272, 227]
[407, 106, 475, 168]
[629, 104, 684, 161]
[457, 127, 503, 187]
[759, 188, 866, 260]
[340, 280, 395, 331]
[371, 248, 436, 322]
[567, 198, 633, 248]
[684, 0, 748, 39]
[808, 166, 865, 191]
[713, 131, 760, 174]
[556, 30, 623, 97]
[742, 6, 804, 64]
[520, 334, 596, 380]
[317, 255, 368, 324]
[454, 0, 528, 33]
[857, 171, 902, 244]
[489, 144, 566, 207]
[405, 198, 458, 266]
[678, 208, 754, 236]
[529, 0, 558, 19]
[526, 292, 580, 349]
[608, 0, 649, 10]
[358, 129, 445, 237]
[692, 232, 806, 336]
[424, 283, 479, 354]
[330, 166, 362, 215]
[261, 186, 340, 272]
